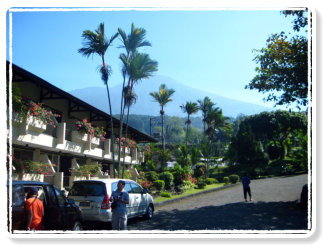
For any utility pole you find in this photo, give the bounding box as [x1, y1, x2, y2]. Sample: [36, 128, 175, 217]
[149, 117, 155, 136]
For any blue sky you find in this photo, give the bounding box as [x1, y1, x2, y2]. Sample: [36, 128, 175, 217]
[7, 7, 303, 108]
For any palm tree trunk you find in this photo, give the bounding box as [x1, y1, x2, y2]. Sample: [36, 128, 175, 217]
[161, 107, 165, 170]
[105, 83, 116, 177]
[186, 114, 190, 147]
[101, 55, 117, 177]
[118, 72, 128, 178]
[122, 104, 131, 178]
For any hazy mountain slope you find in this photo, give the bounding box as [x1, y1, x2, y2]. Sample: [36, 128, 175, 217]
[69, 75, 271, 118]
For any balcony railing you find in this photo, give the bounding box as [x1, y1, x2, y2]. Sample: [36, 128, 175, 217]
[10, 114, 144, 165]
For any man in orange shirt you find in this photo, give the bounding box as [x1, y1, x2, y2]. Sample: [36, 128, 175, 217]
[25, 187, 44, 230]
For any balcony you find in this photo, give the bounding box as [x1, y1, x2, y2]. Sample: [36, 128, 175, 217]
[9, 113, 144, 165]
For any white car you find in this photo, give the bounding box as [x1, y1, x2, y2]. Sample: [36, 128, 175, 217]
[68, 179, 154, 225]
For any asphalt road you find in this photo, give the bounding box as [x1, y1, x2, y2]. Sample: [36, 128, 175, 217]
[127, 174, 310, 231]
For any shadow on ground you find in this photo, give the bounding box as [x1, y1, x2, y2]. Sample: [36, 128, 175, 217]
[127, 201, 308, 231]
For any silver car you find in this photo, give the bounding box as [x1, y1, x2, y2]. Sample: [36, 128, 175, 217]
[68, 179, 154, 224]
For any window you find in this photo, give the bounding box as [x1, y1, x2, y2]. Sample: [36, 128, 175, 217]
[111, 182, 118, 192]
[130, 183, 143, 194]
[70, 182, 106, 196]
[45, 186, 57, 206]
[124, 183, 133, 194]
[12, 185, 25, 206]
[54, 186, 65, 206]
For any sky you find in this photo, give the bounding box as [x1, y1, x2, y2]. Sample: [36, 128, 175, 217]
[1, 0, 328, 246]
[6, 7, 306, 109]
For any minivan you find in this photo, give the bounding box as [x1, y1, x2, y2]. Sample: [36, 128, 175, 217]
[68, 179, 154, 225]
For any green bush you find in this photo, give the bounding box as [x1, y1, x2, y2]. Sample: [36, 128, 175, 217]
[229, 174, 240, 184]
[153, 180, 165, 191]
[145, 171, 158, 182]
[158, 171, 174, 190]
[205, 178, 219, 184]
[183, 180, 194, 191]
[196, 179, 207, 189]
[194, 165, 205, 178]
[159, 191, 172, 198]
[223, 176, 230, 184]
[171, 164, 190, 187]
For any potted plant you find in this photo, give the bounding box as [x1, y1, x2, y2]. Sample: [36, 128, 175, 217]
[73, 118, 92, 143]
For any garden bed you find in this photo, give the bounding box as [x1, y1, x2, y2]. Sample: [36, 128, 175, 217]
[154, 183, 226, 203]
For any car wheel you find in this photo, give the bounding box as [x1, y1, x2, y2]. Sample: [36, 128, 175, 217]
[72, 221, 83, 231]
[144, 205, 154, 219]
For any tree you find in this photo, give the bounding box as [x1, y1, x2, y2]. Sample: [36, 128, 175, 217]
[176, 144, 191, 168]
[246, 10, 309, 109]
[78, 23, 118, 173]
[117, 23, 152, 176]
[120, 51, 158, 177]
[225, 110, 307, 177]
[225, 122, 267, 177]
[180, 101, 199, 146]
[165, 116, 185, 144]
[204, 106, 225, 141]
[149, 84, 175, 169]
[197, 96, 215, 135]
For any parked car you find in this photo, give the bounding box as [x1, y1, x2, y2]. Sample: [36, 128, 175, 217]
[9, 180, 83, 232]
[68, 179, 154, 225]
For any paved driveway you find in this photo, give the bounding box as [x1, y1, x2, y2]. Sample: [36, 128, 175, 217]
[127, 174, 310, 231]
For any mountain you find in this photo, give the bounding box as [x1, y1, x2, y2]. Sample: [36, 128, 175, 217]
[69, 75, 272, 118]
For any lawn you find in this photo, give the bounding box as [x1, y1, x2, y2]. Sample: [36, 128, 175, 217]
[154, 183, 225, 203]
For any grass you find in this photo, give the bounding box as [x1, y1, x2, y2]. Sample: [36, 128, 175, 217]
[154, 183, 225, 203]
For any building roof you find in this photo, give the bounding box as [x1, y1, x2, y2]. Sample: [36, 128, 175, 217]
[7, 61, 157, 143]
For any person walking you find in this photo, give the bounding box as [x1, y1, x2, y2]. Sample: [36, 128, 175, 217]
[25, 187, 44, 230]
[241, 175, 252, 202]
[110, 180, 130, 230]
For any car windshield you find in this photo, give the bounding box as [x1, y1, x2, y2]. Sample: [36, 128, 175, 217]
[69, 182, 106, 196]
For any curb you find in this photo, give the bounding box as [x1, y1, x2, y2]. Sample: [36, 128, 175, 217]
[154, 183, 240, 208]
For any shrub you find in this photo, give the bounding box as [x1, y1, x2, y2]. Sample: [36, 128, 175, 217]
[72, 164, 101, 177]
[140, 180, 153, 189]
[229, 174, 240, 184]
[159, 191, 172, 198]
[183, 180, 194, 191]
[197, 179, 207, 189]
[205, 178, 218, 184]
[153, 180, 165, 191]
[158, 171, 174, 190]
[145, 171, 158, 182]
[193, 165, 205, 178]
[171, 165, 190, 187]
[145, 160, 156, 171]
[223, 176, 230, 184]
[13, 160, 55, 175]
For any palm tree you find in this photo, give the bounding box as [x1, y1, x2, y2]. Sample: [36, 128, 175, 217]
[180, 101, 199, 146]
[120, 52, 158, 177]
[204, 106, 225, 141]
[117, 23, 151, 176]
[78, 23, 118, 174]
[197, 96, 215, 135]
[149, 84, 175, 168]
